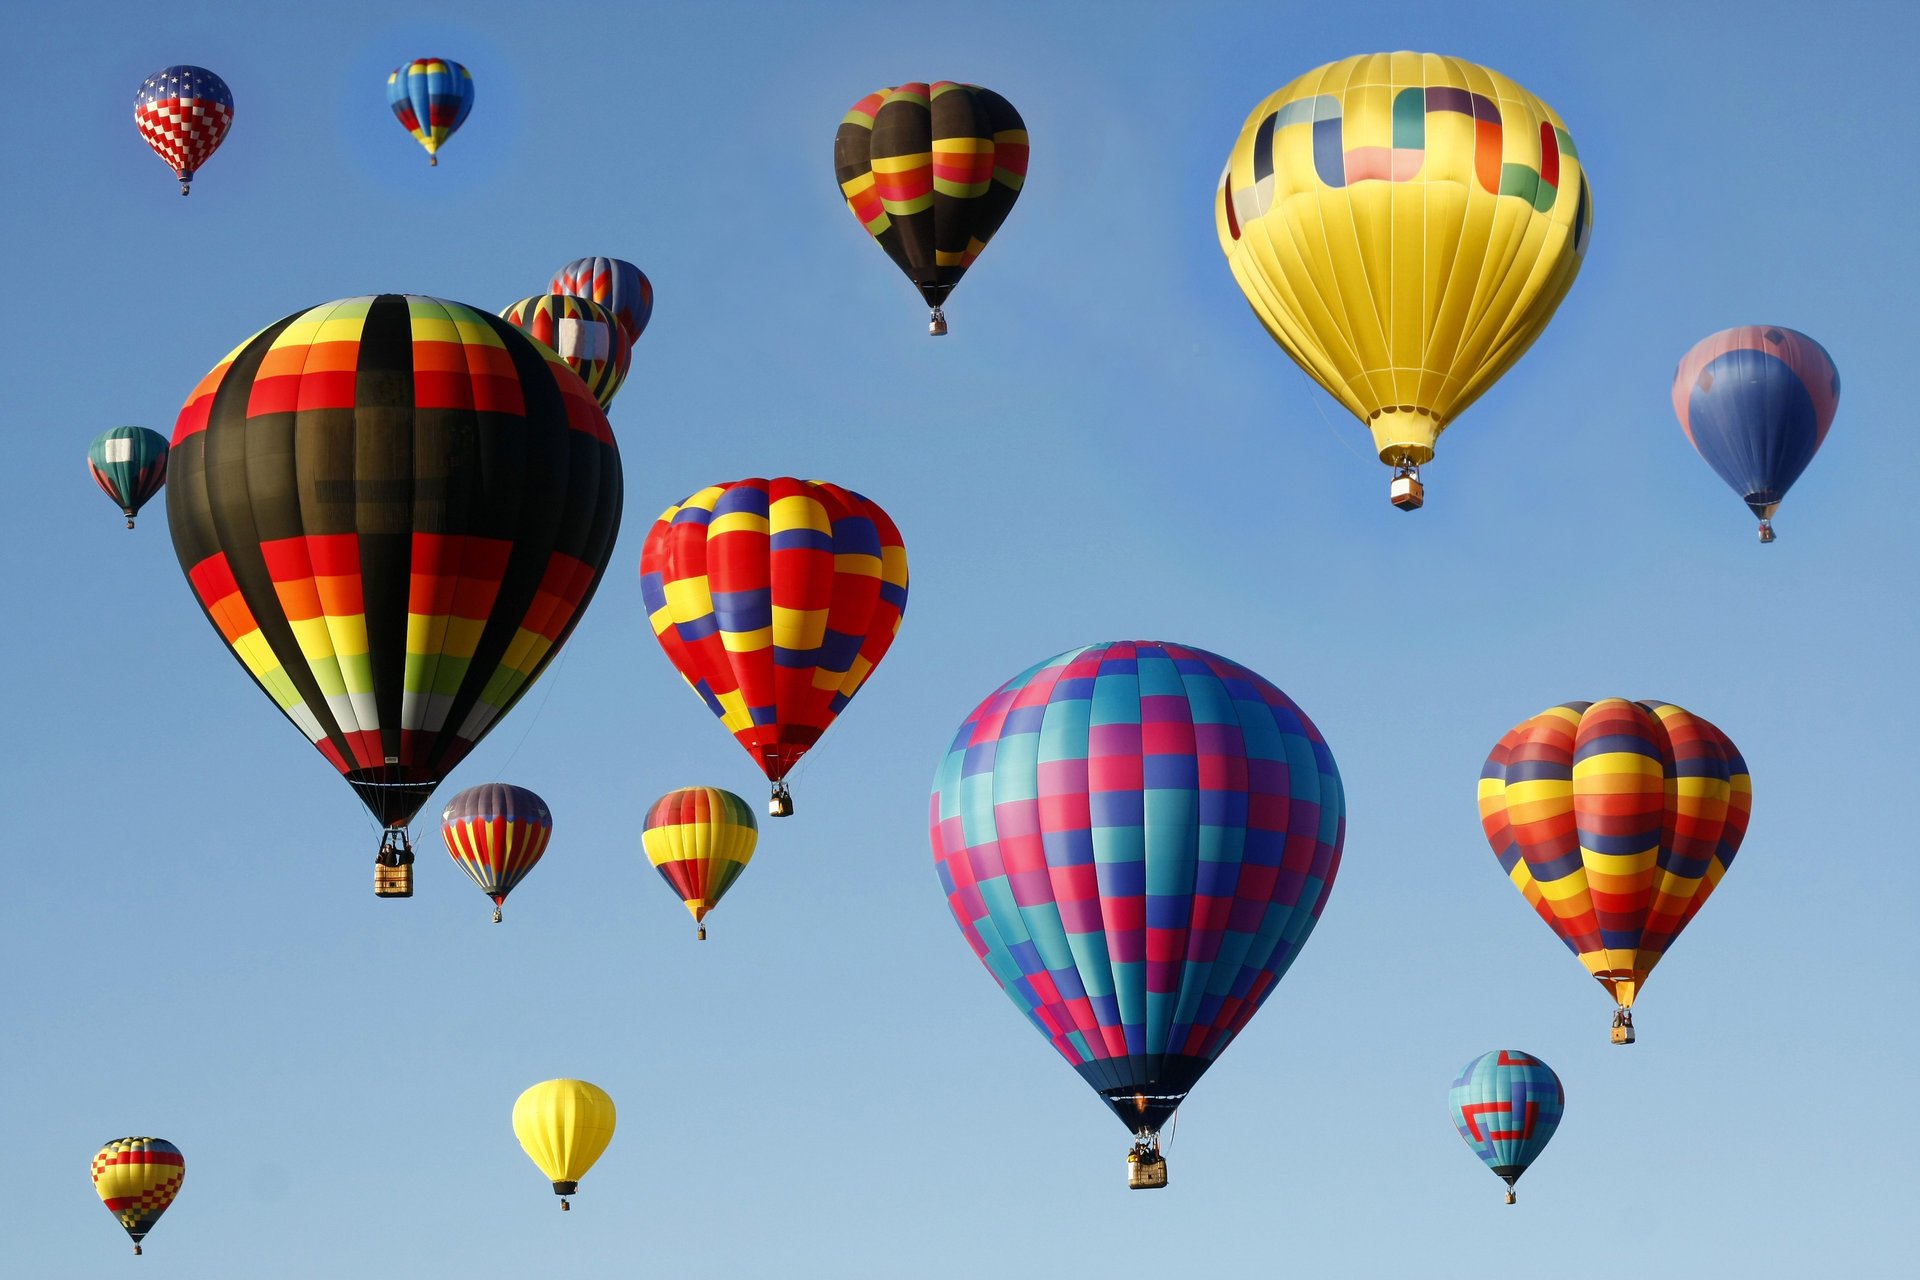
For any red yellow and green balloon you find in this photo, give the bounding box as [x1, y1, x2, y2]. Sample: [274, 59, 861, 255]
[88, 426, 169, 529]
[513, 1079, 616, 1210]
[500, 294, 632, 410]
[441, 782, 553, 922]
[1217, 53, 1592, 507]
[387, 58, 473, 166]
[833, 82, 1028, 334]
[638, 478, 908, 817]
[1478, 699, 1750, 1042]
[642, 786, 758, 939]
[91, 1137, 184, 1255]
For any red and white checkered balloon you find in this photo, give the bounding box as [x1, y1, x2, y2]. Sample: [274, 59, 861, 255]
[134, 65, 233, 195]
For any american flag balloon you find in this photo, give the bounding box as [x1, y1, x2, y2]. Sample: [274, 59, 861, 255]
[134, 65, 233, 195]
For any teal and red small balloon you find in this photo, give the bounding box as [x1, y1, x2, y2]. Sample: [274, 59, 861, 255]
[88, 427, 169, 529]
[1448, 1050, 1564, 1204]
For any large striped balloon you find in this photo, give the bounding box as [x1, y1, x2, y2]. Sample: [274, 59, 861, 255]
[641, 786, 759, 938]
[1478, 699, 1750, 1038]
[639, 478, 908, 814]
[930, 641, 1344, 1148]
[833, 82, 1029, 333]
[1448, 1050, 1563, 1204]
[1673, 325, 1839, 541]
[386, 59, 474, 165]
[88, 426, 170, 529]
[549, 258, 653, 346]
[167, 295, 622, 853]
[500, 294, 632, 410]
[442, 783, 554, 922]
[134, 65, 232, 194]
[91, 1137, 185, 1254]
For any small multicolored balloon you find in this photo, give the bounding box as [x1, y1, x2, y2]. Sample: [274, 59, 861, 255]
[833, 82, 1028, 334]
[1673, 325, 1839, 542]
[441, 783, 554, 923]
[91, 1137, 185, 1254]
[134, 66, 233, 195]
[549, 258, 653, 346]
[387, 59, 474, 166]
[642, 786, 758, 939]
[88, 426, 169, 529]
[499, 294, 631, 411]
[1448, 1050, 1564, 1204]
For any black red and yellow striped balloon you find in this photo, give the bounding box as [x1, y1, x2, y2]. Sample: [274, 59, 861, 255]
[641, 786, 758, 938]
[499, 294, 631, 411]
[91, 1137, 184, 1255]
[166, 295, 624, 838]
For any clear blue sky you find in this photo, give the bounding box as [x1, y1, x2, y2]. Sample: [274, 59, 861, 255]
[4, 1, 1914, 1275]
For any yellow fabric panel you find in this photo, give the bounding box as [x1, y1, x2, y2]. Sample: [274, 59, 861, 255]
[663, 575, 715, 620]
[772, 606, 827, 650]
[512, 1079, 616, 1186]
[770, 493, 831, 535]
[720, 625, 773, 653]
[709, 510, 770, 538]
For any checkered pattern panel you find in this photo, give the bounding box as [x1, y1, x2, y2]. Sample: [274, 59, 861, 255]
[134, 66, 232, 184]
[91, 1136, 185, 1242]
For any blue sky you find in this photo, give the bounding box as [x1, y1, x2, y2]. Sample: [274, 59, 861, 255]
[4, 1, 1915, 1275]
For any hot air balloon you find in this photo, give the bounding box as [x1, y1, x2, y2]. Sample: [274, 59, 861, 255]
[1217, 53, 1593, 509]
[88, 427, 169, 529]
[549, 258, 653, 347]
[642, 786, 758, 939]
[833, 82, 1029, 335]
[1673, 326, 1839, 542]
[930, 641, 1344, 1187]
[1478, 699, 1750, 1043]
[134, 66, 233, 195]
[387, 59, 474, 166]
[639, 479, 908, 817]
[1448, 1050, 1563, 1204]
[442, 783, 553, 923]
[91, 1137, 184, 1255]
[166, 294, 622, 897]
[500, 294, 631, 411]
[513, 1079, 616, 1210]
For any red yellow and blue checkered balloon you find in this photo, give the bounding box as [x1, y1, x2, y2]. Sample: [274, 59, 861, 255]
[387, 59, 474, 166]
[442, 783, 554, 922]
[91, 1137, 184, 1254]
[642, 786, 758, 938]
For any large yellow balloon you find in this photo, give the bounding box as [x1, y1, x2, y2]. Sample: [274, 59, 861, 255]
[1216, 52, 1592, 503]
[512, 1079, 616, 1210]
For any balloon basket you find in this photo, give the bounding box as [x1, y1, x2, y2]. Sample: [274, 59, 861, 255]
[1758, 520, 1776, 544]
[1389, 463, 1425, 511]
[1610, 1009, 1635, 1045]
[374, 829, 415, 899]
[928, 307, 948, 337]
[769, 781, 794, 818]
[1505, 1188, 1517, 1205]
[1126, 1137, 1168, 1190]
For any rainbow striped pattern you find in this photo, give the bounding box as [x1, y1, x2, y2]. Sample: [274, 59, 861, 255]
[91, 1137, 184, 1250]
[1448, 1050, 1563, 1195]
[1673, 325, 1839, 524]
[641, 786, 759, 932]
[87, 426, 169, 526]
[167, 295, 623, 829]
[930, 641, 1344, 1137]
[442, 783, 554, 915]
[639, 479, 908, 784]
[1479, 700, 1751, 1015]
[133, 65, 232, 192]
[500, 293, 632, 410]
[549, 257, 653, 346]
[833, 82, 1028, 309]
[386, 59, 474, 165]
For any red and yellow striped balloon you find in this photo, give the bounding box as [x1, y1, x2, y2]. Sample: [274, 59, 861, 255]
[91, 1137, 184, 1255]
[642, 786, 758, 938]
[441, 782, 554, 922]
[1478, 699, 1750, 1039]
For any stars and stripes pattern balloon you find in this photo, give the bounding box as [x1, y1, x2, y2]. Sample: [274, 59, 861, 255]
[641, 786, 759, 938]
[1673, 325, 1839, 541]
[166, 294, 623, 837]
[442, 783, 554, 922]
[387, 59, 474, 165]
[549, 258, 653, 346]
[134, 65, 232, 195]
[1478, 699, 1751, 1035]
[930, 641, 1345, 1140]
[833, 82, 1029, 331]
[639, 479, 908, 809]
[500, 294, 632, 411]
[91, 1137, 185, 1254]
[87, 426, 169, 529]
[1448, 1050, 1563, 1203]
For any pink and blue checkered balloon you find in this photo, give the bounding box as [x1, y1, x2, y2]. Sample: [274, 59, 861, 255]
[1448, 1049, 1564, 1202]
[930, 641, 1344, 1139]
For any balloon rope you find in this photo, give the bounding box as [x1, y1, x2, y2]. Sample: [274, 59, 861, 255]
[490, 648, 573, 782]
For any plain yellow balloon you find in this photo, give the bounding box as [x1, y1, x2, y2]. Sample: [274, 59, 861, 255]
[1216, 52, 1592, 506]
[512, 1078, 616, 1210]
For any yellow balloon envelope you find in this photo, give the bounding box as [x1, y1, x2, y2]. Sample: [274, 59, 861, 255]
[1216, 52, 1592, 502]
[512, 1079, 616, 1209]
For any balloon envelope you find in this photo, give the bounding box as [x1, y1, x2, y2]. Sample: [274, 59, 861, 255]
[1448, 1050, 1563, 1196]
[387, 59, 473, 164]
[930, 640, 1344, 1137]
[134, 65, 232, 193]
[549, 258, 652, 346]
[166, 294, 622, 834]
[442, 782, 553, 915]
[1217, 53, 1591, 476]
[91, 1137, 184, 1252]
[88, 426, 169, 526]
[1478, 699, 1750, 1020]
[1673, 325, 1839, 532]
[642, 786, 759, 930]
[500, 294, 631, 410]
[513, 1079, 616, 1201]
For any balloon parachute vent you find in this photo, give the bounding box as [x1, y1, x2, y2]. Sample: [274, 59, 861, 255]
[928, 307, 948, 337]
[1126, 1137, 1168, 1190]
[769, 782, 794, 818]
[1389, 463, 1424, 511]
[374, 829, 415, 899]
[1610, 1009, 1635, 1045]
[1758, 520, 1776, 544]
